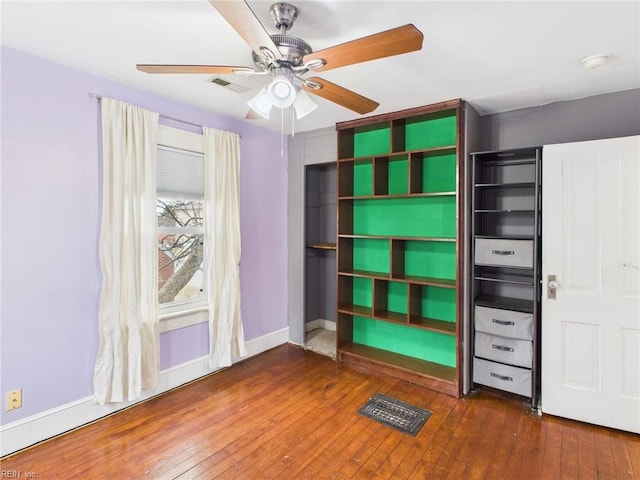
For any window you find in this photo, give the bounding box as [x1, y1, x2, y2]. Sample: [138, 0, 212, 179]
[156, 126, 208, 328]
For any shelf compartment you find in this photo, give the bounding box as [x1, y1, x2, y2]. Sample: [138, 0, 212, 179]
[474, 210, 536, 238]
[373, 279, 409, 323]
[338, 123, 391, 160]
[338, 237, 390, 276]
[338, 158, 374, 197]
[473, 267, 535, 303]
[409, 284, 456, 324]
[352, 196, 456, 238]
[337, 122, 392, 159]
[351, 316, 457, 368]
[409, 315, 456, 335]
[338, 343, 458, 396]
[475, 186, 535, 212]
[474, 154, 536, 185]
[393, 110, 457, 152]
[337, 275, 373, 315]
[474, 266, 534, 285]
[393, 239, 457, 282]
[374, 155, 409, 196]
[474, 295, 534, 314]
[410, 149, 457, 194]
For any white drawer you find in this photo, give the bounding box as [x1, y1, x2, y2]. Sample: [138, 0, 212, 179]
[475, 238, 533, 268]
[474, 332, 532, 368]
[475, 306, 533, 340]
[473, 357, 532, 397]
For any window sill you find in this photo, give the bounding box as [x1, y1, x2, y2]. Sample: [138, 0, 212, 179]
[159, 305, 208, 333]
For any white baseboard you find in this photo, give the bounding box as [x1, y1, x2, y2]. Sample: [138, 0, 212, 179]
[304, 318, 336, 332]
[0, 327, 289, 457]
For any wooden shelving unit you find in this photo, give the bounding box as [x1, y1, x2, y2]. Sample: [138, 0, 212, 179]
[335, 99, 466, 397]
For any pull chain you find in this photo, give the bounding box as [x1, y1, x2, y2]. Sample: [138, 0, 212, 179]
[280, 107, 284, 157]
[291, 106, 296, 137]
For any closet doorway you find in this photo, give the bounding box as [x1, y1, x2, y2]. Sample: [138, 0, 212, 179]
[303, 162, 337, 358]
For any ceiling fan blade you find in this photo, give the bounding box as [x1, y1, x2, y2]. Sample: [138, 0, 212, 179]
[302, 77, 379, 115]
[208, 0, 281, 59]
[303, 24, 423, 72]
[137, 65, 253, 74]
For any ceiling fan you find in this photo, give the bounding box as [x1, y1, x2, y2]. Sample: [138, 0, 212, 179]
[137, 1, 424, 120]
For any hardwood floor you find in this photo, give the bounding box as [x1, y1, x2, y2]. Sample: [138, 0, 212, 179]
[2, 344, 639, 479]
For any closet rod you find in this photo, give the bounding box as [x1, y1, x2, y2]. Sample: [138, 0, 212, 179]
[88, 92, 242, 137]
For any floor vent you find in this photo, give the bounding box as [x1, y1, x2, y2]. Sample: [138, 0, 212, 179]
[357, 392, 432, 436]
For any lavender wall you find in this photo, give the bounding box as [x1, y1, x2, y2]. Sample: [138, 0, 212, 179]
[0, 46, 287, 425]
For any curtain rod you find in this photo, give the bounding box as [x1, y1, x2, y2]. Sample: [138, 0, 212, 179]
[88, 92, 242, 137]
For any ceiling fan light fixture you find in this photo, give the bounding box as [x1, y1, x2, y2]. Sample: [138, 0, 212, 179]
[247, 86, 272, 119]
[293, 89, 318, 119]
[267, 75, 297, 108]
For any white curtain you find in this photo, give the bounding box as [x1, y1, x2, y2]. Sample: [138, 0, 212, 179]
[203, 127, 247, 369]
[94, 98, 160, 405]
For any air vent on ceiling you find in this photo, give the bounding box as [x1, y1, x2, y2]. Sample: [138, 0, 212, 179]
[210, 77, 250, 94]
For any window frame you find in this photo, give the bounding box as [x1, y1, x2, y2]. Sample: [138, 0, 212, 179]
[156, 124, 208, 332]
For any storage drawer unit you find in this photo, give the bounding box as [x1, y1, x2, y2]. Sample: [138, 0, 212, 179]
[474, 332, 533, 368]
[470, 147, 542, 408]
[474, 306, 533, 340]
[475, 238, 533, 268]
[473, 357, 532, 397]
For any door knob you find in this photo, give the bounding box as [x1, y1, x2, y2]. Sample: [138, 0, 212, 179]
[547, 275, 558, 300]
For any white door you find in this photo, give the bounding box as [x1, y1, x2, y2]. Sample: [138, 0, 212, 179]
[541, 135, 640, 434]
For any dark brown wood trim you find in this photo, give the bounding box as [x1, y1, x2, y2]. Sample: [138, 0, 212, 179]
[336, 99, 463, 131]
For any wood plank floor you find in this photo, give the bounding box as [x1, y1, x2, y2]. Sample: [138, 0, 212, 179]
[2, 344, 639, 479]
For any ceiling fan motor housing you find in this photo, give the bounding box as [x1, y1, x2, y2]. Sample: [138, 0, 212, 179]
[255, 34, 312, 69]
[252, 2, 312, 71]
[270, 3, 298, 32]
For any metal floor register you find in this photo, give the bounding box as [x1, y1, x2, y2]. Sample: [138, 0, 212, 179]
[357, 392, 432, 436]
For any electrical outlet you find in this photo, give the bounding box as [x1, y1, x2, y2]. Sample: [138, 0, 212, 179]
[6, 389, 22, 411]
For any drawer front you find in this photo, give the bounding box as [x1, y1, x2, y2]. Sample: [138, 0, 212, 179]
[475, 238, 533, 268]
[474, 332, 532, 368]
[475, 306, 533, 340]
[473, 357, 532, 397]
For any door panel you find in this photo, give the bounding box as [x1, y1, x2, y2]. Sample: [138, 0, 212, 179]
[561, 322, 599, 390]
[563, 157, 601, 293]
[542, 136, 640, 434]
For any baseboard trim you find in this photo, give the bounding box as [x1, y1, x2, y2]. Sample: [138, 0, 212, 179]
[305, 318, 336, 332]
[0, 327, 289, 457]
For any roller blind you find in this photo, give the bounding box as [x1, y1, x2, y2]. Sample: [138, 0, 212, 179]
[157, 145, 204, 199]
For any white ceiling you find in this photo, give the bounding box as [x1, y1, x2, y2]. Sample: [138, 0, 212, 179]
[2, 1, 639, 133]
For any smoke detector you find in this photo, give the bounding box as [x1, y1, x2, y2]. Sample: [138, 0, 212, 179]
[581, 53, 610, 70]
